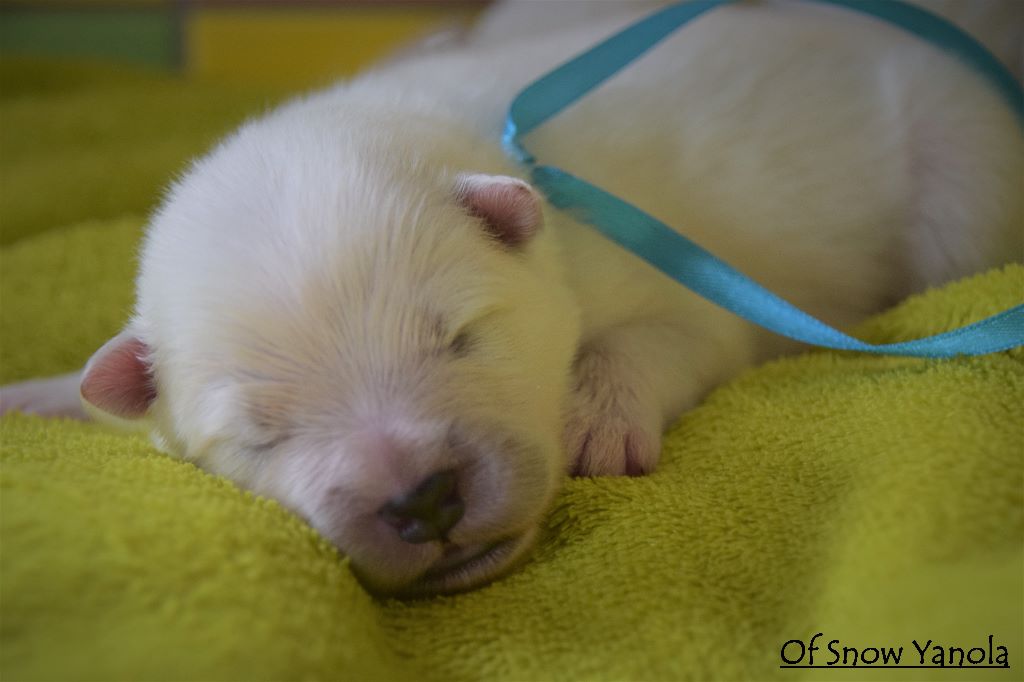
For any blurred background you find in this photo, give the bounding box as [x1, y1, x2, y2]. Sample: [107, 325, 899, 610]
[0, 0, 487, 88]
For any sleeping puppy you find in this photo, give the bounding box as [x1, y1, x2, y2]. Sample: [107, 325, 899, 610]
[2, 0, 1021, 595]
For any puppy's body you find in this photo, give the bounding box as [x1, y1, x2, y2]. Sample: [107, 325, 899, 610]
[2, 1, 1021, 594]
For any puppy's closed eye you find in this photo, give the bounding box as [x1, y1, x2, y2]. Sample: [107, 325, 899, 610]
[427, 310, 475, 357]
[250, 433, 290, 453]
[448, 330, 473, 357]
[245, 401, 293, 453]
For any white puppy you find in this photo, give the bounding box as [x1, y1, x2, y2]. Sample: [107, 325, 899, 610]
[2, 1, 1021, 595]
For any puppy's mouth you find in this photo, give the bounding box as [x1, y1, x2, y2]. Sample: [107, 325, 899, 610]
[398, 529, 537, 597]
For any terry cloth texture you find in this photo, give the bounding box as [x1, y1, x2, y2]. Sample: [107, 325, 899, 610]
[2, 59, 1023, 682]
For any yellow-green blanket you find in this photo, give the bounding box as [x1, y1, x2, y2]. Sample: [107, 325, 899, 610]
[2, 59, 1022, 682]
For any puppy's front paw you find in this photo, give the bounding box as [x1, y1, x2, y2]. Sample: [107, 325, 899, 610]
[563, 351, 661, 477]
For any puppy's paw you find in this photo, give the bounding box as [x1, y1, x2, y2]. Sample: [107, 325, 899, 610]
[563, 351, 661, 477]
[0, 374, 87, 420]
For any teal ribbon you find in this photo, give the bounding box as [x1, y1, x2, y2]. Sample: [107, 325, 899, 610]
[503, 0, 1024, 358]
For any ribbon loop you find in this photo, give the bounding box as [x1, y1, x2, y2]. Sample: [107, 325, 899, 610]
[505, 0, 1024, 358]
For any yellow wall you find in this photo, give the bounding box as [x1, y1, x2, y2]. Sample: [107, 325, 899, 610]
[189, 6, 479, 89]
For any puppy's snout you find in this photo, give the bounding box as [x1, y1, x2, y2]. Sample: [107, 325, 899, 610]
[378, 469, 464, 544]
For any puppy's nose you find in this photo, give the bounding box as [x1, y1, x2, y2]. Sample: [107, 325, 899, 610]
[378, 469, 464, 544]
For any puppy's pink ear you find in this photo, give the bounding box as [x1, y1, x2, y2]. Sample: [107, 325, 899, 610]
[455, 174, 543, 247]
[80, 330, 156, 420]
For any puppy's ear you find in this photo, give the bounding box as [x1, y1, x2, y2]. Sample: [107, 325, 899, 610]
[80, 329, 156, 421]
[455, 174, 543, 247]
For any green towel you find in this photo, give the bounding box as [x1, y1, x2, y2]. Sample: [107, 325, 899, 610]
[2, 59, 1022, 682]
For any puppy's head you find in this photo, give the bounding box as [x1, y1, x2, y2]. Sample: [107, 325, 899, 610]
[81, 105, 581, 595]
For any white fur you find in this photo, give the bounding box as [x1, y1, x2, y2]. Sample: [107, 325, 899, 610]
[2, 0, 1021, 594]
